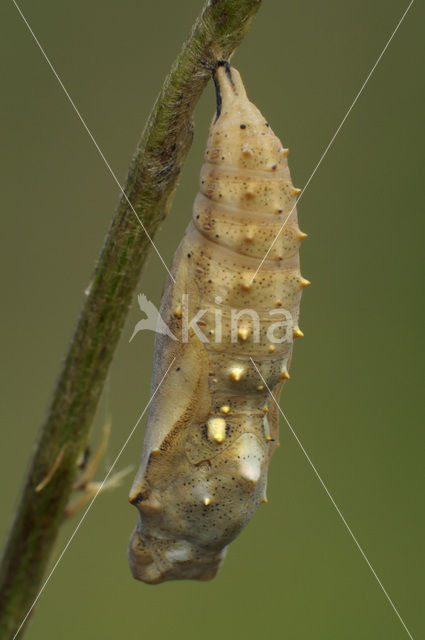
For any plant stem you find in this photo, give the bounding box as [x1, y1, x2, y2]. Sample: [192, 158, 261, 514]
[0, 1, 262, 637]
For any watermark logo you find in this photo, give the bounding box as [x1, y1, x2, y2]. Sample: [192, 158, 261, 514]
[130, 293, 293, 345]
[129, 294, 177, 342]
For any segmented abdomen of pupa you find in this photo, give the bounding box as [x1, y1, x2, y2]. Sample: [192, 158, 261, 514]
[128, 65, 308, 584]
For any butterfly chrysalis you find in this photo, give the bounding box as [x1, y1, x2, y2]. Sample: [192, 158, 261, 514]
[128, 64, 308, 584]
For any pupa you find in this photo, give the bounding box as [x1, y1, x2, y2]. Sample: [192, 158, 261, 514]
[128, 63, 308, 584]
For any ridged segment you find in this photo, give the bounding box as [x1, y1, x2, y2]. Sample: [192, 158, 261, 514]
[193, 192, 301, 261]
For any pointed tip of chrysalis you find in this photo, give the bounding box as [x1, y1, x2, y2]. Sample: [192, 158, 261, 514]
[213, 65, 248, 119]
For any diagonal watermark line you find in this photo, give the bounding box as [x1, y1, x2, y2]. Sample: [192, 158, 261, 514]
[250, 0, 415, 285]
[250, 357, 414, 640]
[12, 357, 176, 640]
[12, 0, 175, 283]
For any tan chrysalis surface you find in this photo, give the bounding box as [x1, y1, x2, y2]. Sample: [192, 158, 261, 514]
[128, 65, 308, 584]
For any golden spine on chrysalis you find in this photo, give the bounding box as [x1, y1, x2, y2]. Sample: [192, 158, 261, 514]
[128, 64, 308, 585]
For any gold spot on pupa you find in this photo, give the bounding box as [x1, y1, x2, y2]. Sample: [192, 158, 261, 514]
[230, 366, 244, 382]
[207, 418, 226, 444]
[238, 327, 249, 341]
[220, 405, 230, 414]
[280, 367, 290, 380]
[293, 187, 302, 196]
[269, 344, 275, 353]
[300, 277, 311, 288]
[241, 274, 254, 290]
[245, 226, 255, 241]
[298, 230, 308, 241]
[242, 147, 253, 158]
[174, 305, 182, 318]
[203, 497, 212, 506]
[293, 327, 304, 338]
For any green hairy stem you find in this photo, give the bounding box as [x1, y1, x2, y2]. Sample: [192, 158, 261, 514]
[0, 1, 262, 637]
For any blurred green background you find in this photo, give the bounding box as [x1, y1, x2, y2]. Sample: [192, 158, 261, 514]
[1, 1, 423, 638]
